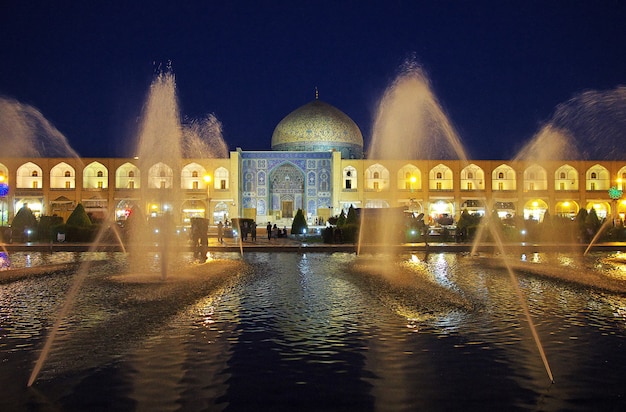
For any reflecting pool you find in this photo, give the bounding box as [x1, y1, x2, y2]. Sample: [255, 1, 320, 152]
[1, 251, 626, 411]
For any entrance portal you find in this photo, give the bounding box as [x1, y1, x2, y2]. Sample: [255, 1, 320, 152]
[282, 200, 293, 218]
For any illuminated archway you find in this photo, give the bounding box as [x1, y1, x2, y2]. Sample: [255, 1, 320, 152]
[523, 199, 548, 221]
[554, 200, 579, 219]
[429, 200, 454, 224]
[586, 201, 609, 220]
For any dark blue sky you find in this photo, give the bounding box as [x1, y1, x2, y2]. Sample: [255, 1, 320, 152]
[1, 1, 625, 159]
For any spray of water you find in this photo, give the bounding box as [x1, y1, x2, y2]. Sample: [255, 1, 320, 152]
[366, 57, 554, 382]
[28, 226, 110, 386]
[369, 58, 466, 161]
[0, 97, 80, 158]
[182, 114, 229, 158]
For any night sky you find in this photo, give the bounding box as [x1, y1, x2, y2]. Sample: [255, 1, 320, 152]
[1, 1, 625, 159]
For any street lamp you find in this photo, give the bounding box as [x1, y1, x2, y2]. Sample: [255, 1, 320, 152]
[204, 174, 212, 223]
[608, 182, 623, 226]
[410, 175, 417, 192]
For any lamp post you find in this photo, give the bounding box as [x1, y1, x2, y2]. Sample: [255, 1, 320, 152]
[608, 183, 623, 227]
[204, 174, 212, 224]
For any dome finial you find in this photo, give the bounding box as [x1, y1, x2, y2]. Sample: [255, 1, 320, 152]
[315, 86, 319, 100]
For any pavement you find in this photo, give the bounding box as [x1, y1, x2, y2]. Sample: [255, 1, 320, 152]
[3, 236, 626, 254]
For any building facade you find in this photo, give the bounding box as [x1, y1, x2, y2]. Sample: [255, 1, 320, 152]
[1, 98, 625, 229]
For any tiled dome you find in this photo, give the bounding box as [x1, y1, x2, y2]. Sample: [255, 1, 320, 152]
[271, 99, 363, 159]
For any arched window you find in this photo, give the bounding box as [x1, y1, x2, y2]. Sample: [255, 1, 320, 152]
[129, 171, 135, 177]
[591, 172, 597, 179]
[467, 172, 473, 179]
[373, 172, 380, 179]
[97, 171, 103, 177]
[498, 172, 504, 179]
[436, 172, 442, 179]
[560, 172, 566, 179]
[65, 171, 71, 177]
[192, 171, 198, 178]
[32, 171, 38, 177]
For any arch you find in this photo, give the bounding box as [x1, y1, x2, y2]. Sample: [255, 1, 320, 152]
[0, 163, 8, 186]
[586, 201, 610, 220]
[343, 165, 358, 189]
[50, 162, 75, 189]
[269, 162, 305, 217]
[83, 161, 108, 189]
[148, 162, 173, 189]
[617, 165, 626, 192]
[365, 163, 389, 191]
[492, 164, 516, 191]
[429, 200, 455, 224]
[16, 162, 43, 189]
[586, 164, 610, 191]
[554, 164, 578, 191]
[429, 164, 453, 190]
[215, 167, 229, 190]
[181, 162, 207, 190]
[116, 162, 140, 189]
[460, 163, 485, 190]
[523, 164, 547, 191]
[114, 199, 140, 222]
[397, 164, 421, 190]
[523, 199, 549, 221]
[554, 200, 579, 219]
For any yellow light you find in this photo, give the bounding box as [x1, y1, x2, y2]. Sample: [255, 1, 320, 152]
[204, 175, 211, 183]
[563, 201, 570, 207]
[151, 204, 158, 210]
[0, 175, 4, 182]
[532, 201, 538, 207]
[410, 176, 417, 183]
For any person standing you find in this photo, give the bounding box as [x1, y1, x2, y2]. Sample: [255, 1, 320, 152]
[251, 221, 257, 241]
[266, 222, 272, 240]
[217, 221, 224, 243]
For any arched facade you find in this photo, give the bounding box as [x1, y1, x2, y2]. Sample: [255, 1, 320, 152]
[429, 164, 453, 190]
[50, 162, 75, 189]
[83, 161, 108, 189]
[492, 164, 516, 191]
[554, 164, 578, 191]
[460, 164, 484, 191]
[116, 162, 140, 189]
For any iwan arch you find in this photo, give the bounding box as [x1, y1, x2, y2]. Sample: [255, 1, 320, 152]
[1, 97, 625, 229]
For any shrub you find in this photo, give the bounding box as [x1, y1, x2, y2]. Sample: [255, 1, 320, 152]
[11, 204, 38, 242]
[291, 208, 308, 235]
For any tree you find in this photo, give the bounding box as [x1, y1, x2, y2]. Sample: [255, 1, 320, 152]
[11, 204, 38, 242]
[291, 209, 308, 235]
[345, 205, 358, 225]
[66, 203, 92, 227]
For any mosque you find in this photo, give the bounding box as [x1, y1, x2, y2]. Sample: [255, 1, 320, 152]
[1, 95, 625, 232]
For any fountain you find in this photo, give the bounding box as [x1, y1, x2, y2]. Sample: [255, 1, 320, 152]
[3, 64, 626, 409]
[364, 57, 554, 382]
[23, 65, 235, 386]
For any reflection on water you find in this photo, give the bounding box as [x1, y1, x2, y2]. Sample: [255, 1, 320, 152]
[1, 251, 626, 410]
